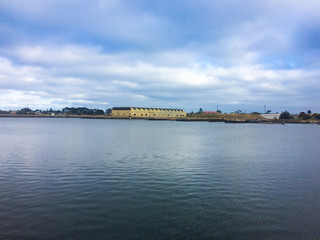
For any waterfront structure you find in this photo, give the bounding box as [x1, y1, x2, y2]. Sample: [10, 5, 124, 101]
[112, 107, 186, 119]
[261, 113, 280, 119]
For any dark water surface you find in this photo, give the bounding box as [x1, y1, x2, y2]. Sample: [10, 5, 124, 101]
[0, 118, 319, 240]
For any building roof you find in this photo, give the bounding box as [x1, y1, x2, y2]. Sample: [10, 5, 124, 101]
[112, 107, 131, 110]
[112, 107, 184, 111]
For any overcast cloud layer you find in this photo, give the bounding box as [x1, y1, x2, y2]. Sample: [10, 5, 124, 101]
[0, 0, 320, 113]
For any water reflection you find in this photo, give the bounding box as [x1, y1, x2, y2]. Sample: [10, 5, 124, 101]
[0, 118, 319, 239]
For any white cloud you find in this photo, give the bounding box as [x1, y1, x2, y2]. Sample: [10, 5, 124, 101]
[1, 1, 320, 112]
[1, 43, 320, 112]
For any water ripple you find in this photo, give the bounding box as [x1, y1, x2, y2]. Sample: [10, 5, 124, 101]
[0, 118, 320, 239]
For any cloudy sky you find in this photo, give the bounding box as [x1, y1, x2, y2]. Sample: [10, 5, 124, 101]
[0, 0, 320, 113]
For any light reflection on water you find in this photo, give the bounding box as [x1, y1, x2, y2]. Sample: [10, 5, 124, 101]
[0, 118, 319, 239]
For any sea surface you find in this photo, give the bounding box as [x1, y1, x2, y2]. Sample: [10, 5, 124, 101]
[0, 118, 319, 240]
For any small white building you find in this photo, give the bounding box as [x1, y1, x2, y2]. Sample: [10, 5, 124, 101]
[261, 113, 280, 119]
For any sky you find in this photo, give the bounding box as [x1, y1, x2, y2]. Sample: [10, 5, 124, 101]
[0, 0, 320, 113]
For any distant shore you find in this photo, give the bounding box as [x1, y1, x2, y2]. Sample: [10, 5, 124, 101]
[0, 114, 319, 124]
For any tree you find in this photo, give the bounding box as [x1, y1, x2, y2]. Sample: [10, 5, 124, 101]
[266, 110, 271, 114]
[198, 108, 203, 114]
[279, 111, 293, 119]
[0, 109, 8, 114]
[314, 114, 320, 120]
[299, 112, 311, 120]
[307, 109, 312, 114]
[299, 112, 306, 118]
[217, 110, 222, 113]
[17, 108, 33, 114]
[94, 109, 105, 115]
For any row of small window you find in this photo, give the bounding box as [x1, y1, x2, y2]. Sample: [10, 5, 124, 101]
[132, 114, 148, 116]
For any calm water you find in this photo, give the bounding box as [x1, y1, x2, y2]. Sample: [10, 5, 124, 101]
[0, 118, 319, 240]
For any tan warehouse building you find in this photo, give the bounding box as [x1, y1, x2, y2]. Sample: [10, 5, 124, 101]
[112, 107, 186, 119]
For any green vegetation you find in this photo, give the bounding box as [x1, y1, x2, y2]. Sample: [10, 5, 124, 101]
[279, 111, 293, 119]
[0, 107, 106, 116]
[62, 107, 105, 115]
[313, 114, 320, 119]
[298, 110, 320, 121]
[298, 112, 311, 120]
[17, 108, 34, 115]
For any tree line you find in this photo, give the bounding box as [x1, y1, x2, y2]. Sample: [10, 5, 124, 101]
[280, 110, 320, 120]
[0, 107, 111, 115]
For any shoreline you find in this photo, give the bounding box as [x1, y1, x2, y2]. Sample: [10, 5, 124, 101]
[0, 114, 319, 124]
